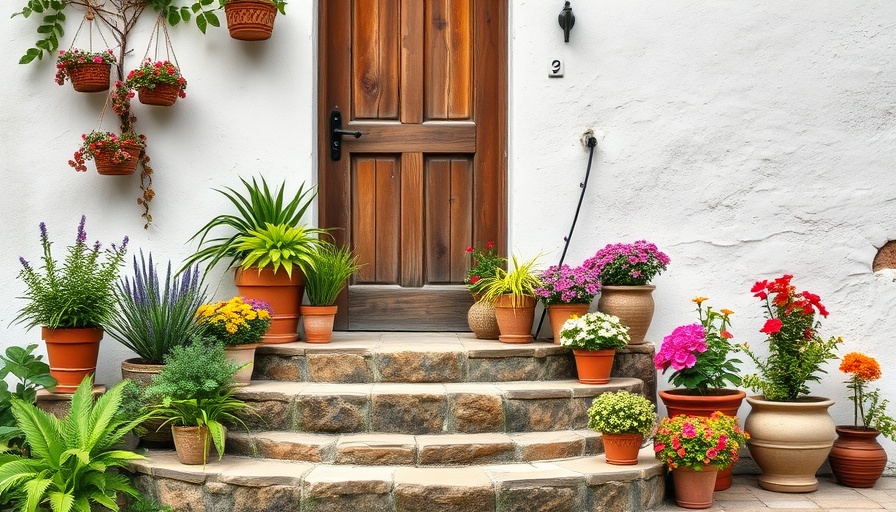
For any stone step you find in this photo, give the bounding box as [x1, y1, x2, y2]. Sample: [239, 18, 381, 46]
[227, 429, 605, 466]
[128, 448, 666, 512]
[234, 378, 644, 435]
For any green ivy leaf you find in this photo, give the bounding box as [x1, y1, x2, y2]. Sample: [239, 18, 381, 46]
[191, 1, 201, 13]
[19, 48, 40, 64]
[180, 7, 191, 21]
[205, 11, 219, 27]
[196, 13, 207, 33]
[167, 8, 180, 25]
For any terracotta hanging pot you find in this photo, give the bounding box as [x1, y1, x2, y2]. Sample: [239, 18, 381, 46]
[94, 142, 141, 176]
[572, 348, 615, 384]
[492, 294, 536, 343]
[828, 426, 888, 488]
[67, 62, 112, 93]
[300, 305, 338, 343]
[224, 343, 259, 386]
[467, 294, 500, 339]
[745, 395, 836, 493]
[546, 303, 590, 343]
[234, 266, 304, 343]
[658, 388, 747, 491]
[601, 432, 643, 465]
[171, 425, 211, 465]
[596, 285, 655, 344]
[137, 83, 180, 106]
[224, 0, 278, 41]
[671, 464, 719, 509]
[41, 327, 103, 393]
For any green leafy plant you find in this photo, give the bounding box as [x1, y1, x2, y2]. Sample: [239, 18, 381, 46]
[304, 242, 362, 306]
[106, 251, 209, 364]
[839, 352, 896, 440]
[587, 390, 656, 435]
[54, 48, 116, 86]
[464, 241, 505, 294]
[476, 254, 542, 306]
[127, 495, 175, 512]
[653, 412, 749, 470]
[234, 223, 325, 278]
[125, 59, 187, 96]
[195, 297, 272, 346]
[654, 297, 742, 395]
[183, 177, 318, 274]
[0, 344, 57, 454]
[559, 311, 630, 351]
[0, 376, 151, 511]
[15, 216, 128, 329]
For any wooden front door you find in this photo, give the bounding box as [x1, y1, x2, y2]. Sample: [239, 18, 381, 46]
[318, 0, 507, 331]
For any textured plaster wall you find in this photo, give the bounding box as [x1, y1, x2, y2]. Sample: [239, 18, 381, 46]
[2, 1, 896, 460]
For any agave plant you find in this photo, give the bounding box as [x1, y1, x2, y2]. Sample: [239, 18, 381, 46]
[233, 223, 326, 278]
[0, 377, 151, 511]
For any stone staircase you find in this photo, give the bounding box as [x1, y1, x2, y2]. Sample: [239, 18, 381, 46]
[128, 333, 667, 512]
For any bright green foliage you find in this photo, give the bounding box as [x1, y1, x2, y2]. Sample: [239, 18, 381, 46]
[476, 254, 543, 306]
[0, 377, 150, 511]
[11, 0, 66, 64]
[304, 242, 362, 306]
[235, 223, 325, 278]
[587, 390, 656, 436]
[0, 344, 57, 453]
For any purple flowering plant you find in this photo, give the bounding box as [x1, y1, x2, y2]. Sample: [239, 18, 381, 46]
[534, 263, 600, 305]
[583, 240, 670, 286]
[654, 297, 742, 395]
[15, 216, 128, 329]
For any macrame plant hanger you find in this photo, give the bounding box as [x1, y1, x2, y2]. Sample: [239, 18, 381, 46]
[61, 5, 116, 92]
[143, 14, 180, 71]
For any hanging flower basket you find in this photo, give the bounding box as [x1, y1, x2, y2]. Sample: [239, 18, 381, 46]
[94, 141, 142, 175]
[55, 49, 116, 93]
[224, 0, 279, 41]
[137, 83, 181, 107]
[69, 130, 145, 176]
[126, 59, 187, 107]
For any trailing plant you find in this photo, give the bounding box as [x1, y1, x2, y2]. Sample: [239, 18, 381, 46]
[464, 241, 505, 294]
[534, 262, 600, 305]
[69, 130, 146, 172]
[54, 48, 116, 86]
[0, 376, 152, 511]
[195, 296, 272, 346]
[740, 274, 842, 401]
[583, 240, 671, 286]
[587, 390, 656, 435]
[233, 223, 326, 278]
[16, 216, 128, 329]
[0, 344, 57, 454]
[106, 251, 209, 364]
[654, 297, 742, 395]
[183, 177, 318, 274]
[839, 352, 896, 440]
[125, 58, 187, 96]
[559, 311, 630, 351]
[304, 242, 362, 306]
[653, 412, 749, 470]
[476, 254, 542, 306]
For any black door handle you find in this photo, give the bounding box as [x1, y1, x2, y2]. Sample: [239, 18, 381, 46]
[330, 107, 362, 161]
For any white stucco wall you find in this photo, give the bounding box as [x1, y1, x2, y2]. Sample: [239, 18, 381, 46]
[2, 1, 896, 462]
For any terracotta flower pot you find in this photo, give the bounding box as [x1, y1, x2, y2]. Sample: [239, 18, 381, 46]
[171, 425, 211, 465]
[596, 285, 655, 344]
[41, 326, 103, 393]
[234, 267, 304, 343]
[572, 348, 615, 384]
[224, 0, 278, 41]
[301, 305, 338, 343]
[601, 432, 643, 465]
[67, 62, 111, 92]
[94, 142, 141, 176]
[137, 83, 180, 106]
[671, 464, 719, 509]
[224, 343, 259, 386]
[492, 294, 536, 343]
[828, 426, 888, 488]
[546, 303, 590, 343]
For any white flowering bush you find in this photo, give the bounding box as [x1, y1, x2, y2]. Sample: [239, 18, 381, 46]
[559, 311, 630, 350]
[587, 390, 657, 435]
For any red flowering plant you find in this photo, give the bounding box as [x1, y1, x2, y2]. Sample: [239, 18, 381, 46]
[839, 352, 896, 440]
[654, 297, 742, 395]
[464, 241, 505, 295]
[125, 59, 188, 97]
[653, 412, 749, 470]
[740, 274, 842, 401]
[583, 240, 670, 286]
[54, 48, 116, 86]
[68, 130, 146, 172]
[534, 263, 600, 305]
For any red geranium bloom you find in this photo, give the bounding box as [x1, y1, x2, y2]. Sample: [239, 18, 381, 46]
[759, 318, 783, 334]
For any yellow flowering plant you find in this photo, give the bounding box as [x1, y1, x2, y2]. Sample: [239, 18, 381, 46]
[587, 390, 656, 435]
[195, 296, 272, 346]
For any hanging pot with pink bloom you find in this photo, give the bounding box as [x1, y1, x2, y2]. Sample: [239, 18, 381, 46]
[54, 48, 116, 93]
[126, 59, 188, 107]
[69, 130, 146, 176]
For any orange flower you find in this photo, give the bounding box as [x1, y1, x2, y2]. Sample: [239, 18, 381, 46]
[720, 308, 734, 316]
[839, 352, 881, 382]
[692, 296, 708, 305]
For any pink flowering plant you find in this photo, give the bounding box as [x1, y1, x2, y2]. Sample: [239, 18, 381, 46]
[583, 240, 670, 286]
[654, 297, 742, 395]
[68, 130, 146, 172]
[741, 274, 842, 401]
[126, 59, 188, 97]
[464, 241, 505, 294]
[654, 412, 749, 470]
[534, 263, 600, 305]
[54, 48, 116, 86]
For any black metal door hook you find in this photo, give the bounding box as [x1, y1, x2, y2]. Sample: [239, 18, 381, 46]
[330, 107, 362, 161]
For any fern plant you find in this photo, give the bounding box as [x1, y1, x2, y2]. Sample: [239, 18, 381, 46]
[304, 242, 362, 306]
[0, 377, 150, 512]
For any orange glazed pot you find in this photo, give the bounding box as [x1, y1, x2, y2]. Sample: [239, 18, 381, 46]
[234, 266, 303, 343]
[41, 326, 103, 393]
[572, 348, 616, 384]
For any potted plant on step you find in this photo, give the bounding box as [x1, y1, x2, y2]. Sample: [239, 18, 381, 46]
[654, 412, 749, 509]
[587, 390, 656, 465]
[559, 311, 630, 384]
[144, 340, 251, 465]
[184, 177, 323, 343]
[125, 58, 187, 107]
[15, 216, 128, 393]
[302, 242, 361, 343]
[196, 296, 272, 386]
[535, 262, 600, 343]
[55, 48, 116, 92]
[477, 254, 543, 343]
[828, 352, 896, 488]
[70, 130, 146, 175]
[222, 0, 286, 40]
[740, 274, 842, 493]
[583, 240, 670, 344]
[464, 241, 506, 339]
[655, 296, 744, 490]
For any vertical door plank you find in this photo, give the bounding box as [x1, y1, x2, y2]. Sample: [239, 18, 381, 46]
[425, 157, 452, 283]
[353, 157, 378, 283]
[400, 0, 423, 123]
[401, 152, 424, 287]
[447, 0, 472, 119]
[449, 157, 473, 282]
[375, 158, 401, 283]
[425, 0, 449, 119]
[353, 0, 400, 119]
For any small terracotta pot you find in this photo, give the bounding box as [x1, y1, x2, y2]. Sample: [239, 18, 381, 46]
[41, 326, 103, 393]
[171, 425, 211, 465]
[224, 343, 259, 386]
[67, 62, 111, 92]
[224, 0, 278, 41]
[546, 303, 590, 343]
[828, 426, 888, 488]
[301, 305, 338, 343]
[602, 432, 643, 465]
[493, 294, 536, 343]
[137, 83, 180, 106]
[671, 465, 718, 509]
[572, 348, 615, 384]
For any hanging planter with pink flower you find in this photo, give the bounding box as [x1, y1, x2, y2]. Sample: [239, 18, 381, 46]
[55, 48, 116, 93]
[126, 59, 187, 107]
[69, 130, 146, 176]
